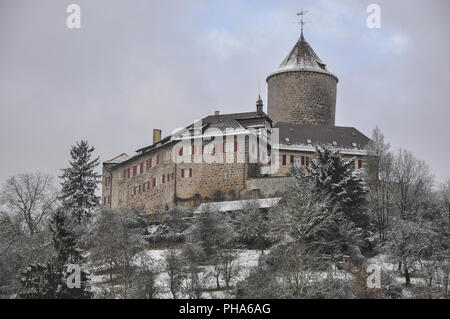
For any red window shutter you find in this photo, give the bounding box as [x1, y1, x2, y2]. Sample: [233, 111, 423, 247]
[140, 163, 143, 174]
[179, 147, 183, 156]
[282, 155, 286, 166]
[192, 145, 195, 155]
[222, 143, 225, 153]
[152, 178, 156, 187]
[189, 168, 192, 177]
[301, 156, 305, 166]
[290, 155, 294, 165]
[306, 157, 310, 167]
[150, 158, 152, 168]
[358, 160, 363, 169]
[133, 166, 137, 176]
[123, 169, 126, 179]
[103, 197, 106, 205]
[181, 169, 184, 178]
[234, 141, 238, 152]
[156, 155, 159, 165]
[201, 145, 204, 154]
[162, 175, 165, 183]
[127, 168, 130, 179]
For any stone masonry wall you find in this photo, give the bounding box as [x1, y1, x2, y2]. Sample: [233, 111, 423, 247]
[267, 71, 337, 126]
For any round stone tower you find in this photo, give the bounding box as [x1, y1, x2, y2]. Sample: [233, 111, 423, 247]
[266, 32, 338, 126]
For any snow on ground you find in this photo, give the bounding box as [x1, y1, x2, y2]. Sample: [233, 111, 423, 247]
[90, 248, 263, 299]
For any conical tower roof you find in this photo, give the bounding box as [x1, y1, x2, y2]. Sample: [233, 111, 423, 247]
[268, 33, 338, 80]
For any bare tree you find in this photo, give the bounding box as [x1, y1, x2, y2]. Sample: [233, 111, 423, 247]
[365, 126, 395, 241]
[236, 200, 269, 254]
[219, 249, 240, 289]
[163, 249, 184, 299]
[391, 149, 433, 220]
[0, 173, 57, 235]
[89, 208, 148, 298]
[386, 217, 431, 286]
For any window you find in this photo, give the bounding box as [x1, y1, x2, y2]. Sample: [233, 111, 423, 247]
[149, 158, 153, 169]
[181, 168, 192, 178]
[357, 160, 363, 169]
[301, 156, 305, 166]
[133, 187, 136, 195]
[305, 156, 310, 167]
[234, 141, 238, 152]
[123, 169, 126, 179]
[127, 168, 130, 179]
[156, 155, 159, 165]
[133, 165, 137, 177]
[147, 181, 150, 190]
[282, 155, 286, 166]
[294, 156, 301, 167]
[290, 155, 294, 165]
[140, 163, 144, 174]
[223, 171, 229, 181]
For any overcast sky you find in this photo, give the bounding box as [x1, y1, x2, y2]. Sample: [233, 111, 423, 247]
[1, 0, 449, 185]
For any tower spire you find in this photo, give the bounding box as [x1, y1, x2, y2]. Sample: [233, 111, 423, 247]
[297, 9, 309, 38]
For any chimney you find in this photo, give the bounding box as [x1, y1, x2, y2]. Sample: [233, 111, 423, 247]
[153, 129, 161, 144]
[214, 110, 220, 116]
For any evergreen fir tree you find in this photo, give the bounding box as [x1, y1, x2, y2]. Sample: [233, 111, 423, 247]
[59, 140, 100, 223]
[304, 146, 369, 229]
[18, 209, 92, 299]
[51, 209, 91, 298]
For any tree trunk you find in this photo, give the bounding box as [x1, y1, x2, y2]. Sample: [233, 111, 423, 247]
[404, 262, 411, 286]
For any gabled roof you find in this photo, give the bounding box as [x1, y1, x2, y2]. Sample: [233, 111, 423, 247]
[275, 122, 371, 150]
[268, 33, 337, 80]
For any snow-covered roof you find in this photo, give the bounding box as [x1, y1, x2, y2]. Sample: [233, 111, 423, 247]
[103, 153, 129, 165]
[268, 33, 338, 80]
[194, 198, 282, 214]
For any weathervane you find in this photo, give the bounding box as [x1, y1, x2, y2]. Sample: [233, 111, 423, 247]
[297, 9, 309, 35]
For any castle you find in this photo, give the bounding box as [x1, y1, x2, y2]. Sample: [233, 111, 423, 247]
[101, 30, 371, 214]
